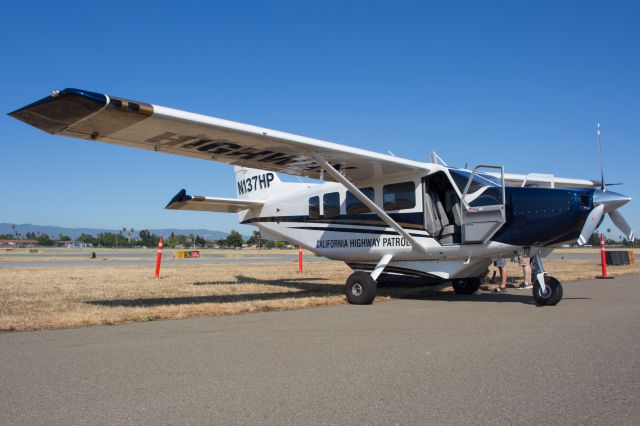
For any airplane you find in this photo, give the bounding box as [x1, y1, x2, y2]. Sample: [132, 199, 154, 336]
[9, 88, 635, 306]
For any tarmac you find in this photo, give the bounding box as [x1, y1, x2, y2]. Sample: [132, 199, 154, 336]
[1, 275, 639, 425]
[0, 248, 605, 268]
[0, 250, 330, 268]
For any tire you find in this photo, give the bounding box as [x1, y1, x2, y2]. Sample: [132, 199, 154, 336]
[532, 275, 563, 306]
[345, 272, 377, 305]
[451, 277, 482, 295]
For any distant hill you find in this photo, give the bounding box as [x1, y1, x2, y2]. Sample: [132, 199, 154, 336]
[0, 223, 239, 241]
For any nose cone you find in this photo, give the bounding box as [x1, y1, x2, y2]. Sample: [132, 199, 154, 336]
[593, 190, 632, 213]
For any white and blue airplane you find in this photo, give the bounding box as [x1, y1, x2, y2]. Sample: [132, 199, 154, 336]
[9, 88, 634, 306]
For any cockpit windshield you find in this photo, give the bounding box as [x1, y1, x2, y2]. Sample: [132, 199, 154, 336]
[448, 168, 503, 207]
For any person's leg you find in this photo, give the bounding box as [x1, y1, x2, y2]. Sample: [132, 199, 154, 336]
[500, 266, 507, 289]
[518, 256, 532, 289]
[494, 258, 507, 291]
[524, 263, 532, 284]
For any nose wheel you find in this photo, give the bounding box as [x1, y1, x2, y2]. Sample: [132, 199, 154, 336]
[531, 254, 563, 305]
[533, 275, 563, 306]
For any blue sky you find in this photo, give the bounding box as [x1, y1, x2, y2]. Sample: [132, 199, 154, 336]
[2, 1, 638, 238]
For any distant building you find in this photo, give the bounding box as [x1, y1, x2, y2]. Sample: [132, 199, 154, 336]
[56, 241, 94, 248]
[0, 239, 39, 247]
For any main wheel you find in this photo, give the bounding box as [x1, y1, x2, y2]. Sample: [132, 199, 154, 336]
[532, 275, 563, 306]
[451, 277, 481, 295]
[345, 272, 377, 305]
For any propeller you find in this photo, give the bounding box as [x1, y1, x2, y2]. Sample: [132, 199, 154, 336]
[577, 190, 635, 244]
[577, 123, 635, 244]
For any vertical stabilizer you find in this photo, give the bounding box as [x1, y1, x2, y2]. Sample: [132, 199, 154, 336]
[234, 166, 282, 200]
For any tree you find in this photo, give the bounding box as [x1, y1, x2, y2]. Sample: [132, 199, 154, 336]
[138, 229, 160, 247]
[247, 230, 261, 248]
[78, 233, 97, 245]
[58, 234, 71, 241]
[588, 232, 600, 246]
[96, 232, 118, 247]
[224, 230, 244, 248]
[36, 233, 54, 246]
[262, 239, 275, 249]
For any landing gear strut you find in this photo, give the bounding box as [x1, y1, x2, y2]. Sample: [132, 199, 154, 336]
[451, 277, 481, 295]
[532, 254, 563, 306]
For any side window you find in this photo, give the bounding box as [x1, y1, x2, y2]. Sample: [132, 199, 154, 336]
[346, 187, 374, 215]
[323, 192, 340, 218]
[383, 181, 415, 211]
[309, 196, 320, 219]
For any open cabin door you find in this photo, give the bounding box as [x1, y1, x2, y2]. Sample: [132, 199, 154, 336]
[455, 165, 506, 244]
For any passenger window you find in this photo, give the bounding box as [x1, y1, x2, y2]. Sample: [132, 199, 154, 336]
[346, 187, 374, 214]
[309, 196, 320, 219]
[323, 192, 340, 218]
[383, 182, 415, 211]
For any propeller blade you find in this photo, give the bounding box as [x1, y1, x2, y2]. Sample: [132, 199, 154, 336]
[578, 204, 605, 246]
[609, 210, 635, 242]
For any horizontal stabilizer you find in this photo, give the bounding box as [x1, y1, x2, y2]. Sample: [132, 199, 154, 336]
[165, 189, 263, 213]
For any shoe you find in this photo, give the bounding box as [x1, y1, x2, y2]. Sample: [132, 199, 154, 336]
[518, 283, 533, 289]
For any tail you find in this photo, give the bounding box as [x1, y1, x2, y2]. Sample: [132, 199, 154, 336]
[234, 166, 282, 200]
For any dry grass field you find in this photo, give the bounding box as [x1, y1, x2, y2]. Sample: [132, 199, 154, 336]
[0, 250, 639, 332]
[0, 262, 352, 332]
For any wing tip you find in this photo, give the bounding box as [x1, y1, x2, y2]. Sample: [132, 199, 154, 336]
[8, 88, 108, 134]
[165, 189, 190, 209]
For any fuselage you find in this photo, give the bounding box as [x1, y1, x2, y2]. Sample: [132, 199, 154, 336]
[237, 166, 595, 281]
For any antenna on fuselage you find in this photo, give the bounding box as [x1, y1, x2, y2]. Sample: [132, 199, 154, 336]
[597, 122, 605, 191]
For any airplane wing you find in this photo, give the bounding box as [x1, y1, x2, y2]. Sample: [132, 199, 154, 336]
[9, 88, 430, 183]
[165, 189, 264, 213]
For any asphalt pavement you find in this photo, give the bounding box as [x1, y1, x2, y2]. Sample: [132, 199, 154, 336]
[1, 275, 639, 425]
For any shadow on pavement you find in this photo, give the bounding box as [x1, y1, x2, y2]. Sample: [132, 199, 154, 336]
[87, 275, 343, 308]
[86, 275, 589, 308]
[396, 290, 533, 304]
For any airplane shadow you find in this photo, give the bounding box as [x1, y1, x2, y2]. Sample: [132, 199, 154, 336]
[397, 291, 592, 305]
[86, 275, 344, 308]
[396, 290, 532, 304]
[86, 275, 591, 309]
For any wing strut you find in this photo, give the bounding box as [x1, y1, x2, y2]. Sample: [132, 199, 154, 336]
[308, 152, 427, 255]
